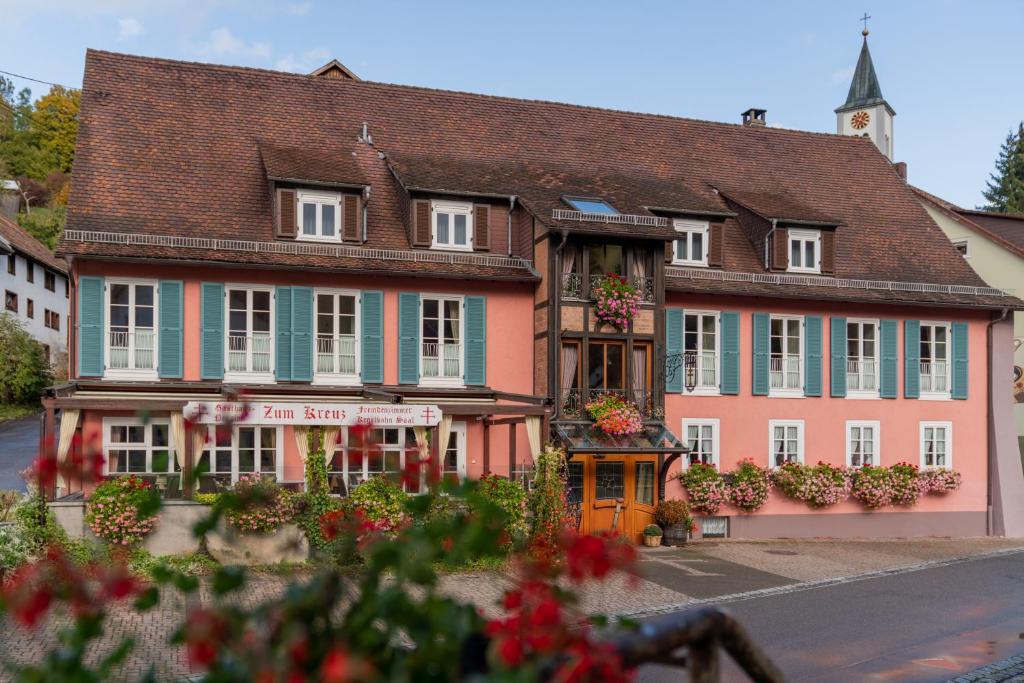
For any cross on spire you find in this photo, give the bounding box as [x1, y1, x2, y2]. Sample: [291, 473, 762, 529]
[860, 13, 871, 36]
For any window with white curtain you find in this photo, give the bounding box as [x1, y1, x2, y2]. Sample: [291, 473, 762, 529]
[846, 421, 879, 467]
[919, 323, 951, 396]
[682, 419, 719, 467]
[769, 420, 804, 467]
[683, 311, 719, 392]
[225, 287, 273, 381]
[920, 421, 952, 468]
[106, 280, 157, 377]
[195, 425, 283, 484]
[846, 320, 879, 395]
[314, 290, 360, 383]
[103, 418, 177, 475]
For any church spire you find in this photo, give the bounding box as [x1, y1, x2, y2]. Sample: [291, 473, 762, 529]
[835, 22, 896, 160]
[838, 34, 887, 112]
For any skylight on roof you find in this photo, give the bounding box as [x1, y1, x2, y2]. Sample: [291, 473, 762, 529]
[565, 197, 618, 215]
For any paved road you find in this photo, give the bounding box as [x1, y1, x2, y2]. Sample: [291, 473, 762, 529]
[0, 414, 40, 491]
[639, 552, 1024, 682]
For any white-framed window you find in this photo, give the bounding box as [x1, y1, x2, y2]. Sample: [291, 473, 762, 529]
[683, 311, 719, 392]
[338, 427, 426, 493]
[314, 289, 360, 385]
[919, 322, 951, 396]
[672, 219, 709, 266]
[421, 294, 464, 387]
[846, 319, 879, 395]
[682, 418, 719, 467]
[920, 421, 953, 468]
[846, 420, 880, 467]
[768, 419, 804, 467]
[770, 315, 803, 394]
[105, 279, 158, 378]
[431, 200, 473, 251]
[297, 190, 341, 242]
[225, 286, 274, 382]
[196, 425, 283, 484]
[952, 239, 970, 258]
[102, 417, 177, 475]
[442, 421, 468, 480]
[787, 229, 821, 273]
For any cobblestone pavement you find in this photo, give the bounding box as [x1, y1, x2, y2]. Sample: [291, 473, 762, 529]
[948, 654, 1024, 683]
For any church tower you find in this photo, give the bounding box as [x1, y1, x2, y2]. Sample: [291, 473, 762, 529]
[836, 26, 895, 160]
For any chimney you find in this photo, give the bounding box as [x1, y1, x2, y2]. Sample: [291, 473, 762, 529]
[894, 161, 908, 180]
[741, 108, 767, 127]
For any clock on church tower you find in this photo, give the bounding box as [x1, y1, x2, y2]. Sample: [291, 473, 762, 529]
[850, 111, 870, 130]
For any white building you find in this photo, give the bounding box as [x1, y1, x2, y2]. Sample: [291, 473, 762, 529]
[0, 213, 69, 367]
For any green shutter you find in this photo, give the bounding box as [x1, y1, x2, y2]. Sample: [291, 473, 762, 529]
[665, 308, 683, 393]
[804, 315, 823, 397]
[200, 282, 224, 380]
[398, 292, 420, 385]
[904, 319, 920, 398]
[158, 280, 183, 379]
[291, 287, 313, 381]
[360, 291, 383, 383]
[77, 276, 104, 377]
[752, 312, 770, 396]
[465, 295, 486, 386]
[720, 311, 740, 395]
[830, 317, 847, 397]
[951, 321, 968, 400]
[880, 319, 898, 398]
[275, 286, 293, 381]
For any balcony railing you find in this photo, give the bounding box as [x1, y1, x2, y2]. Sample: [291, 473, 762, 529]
[769, 356, 801, 390]
[228, 333, 272, 373]
[422, 342, 461, 378]
[108, 328, 155, 370]
[561, 388, 659, 419]
[316, 334, 357, 375]
[695, 351, 718, 389]
[920, 361, 948, 392]
[560, 273, 655, 303]
[562, 273, 584, 300]
[847, 359, 878, 392]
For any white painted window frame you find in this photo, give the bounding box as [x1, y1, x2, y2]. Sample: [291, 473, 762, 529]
[952, 238, 970, 259]
[104, 278, 159, 380]
[769, 314, 804, 397]
[338, 426, 428, 492]
[681, 418, 720, 469]
[297, 189, 342, 243]
[672, 218, 710, 267]
[768, 419, 805, 468]
[312, 288, 361, 386]
[442, 421, 468, 480]
[920, 421, 953, 469]
[846, 318, 881, 398]
[786, 228, 822, 274]
[419, 293, 466, 389]
[682, 310, 720, 394]
[919, 320, 952, 400]
[224, 284, 275, 384]
[431, 200, 474, 252]
[102, 416, 176, 475]
[200, 424, 285, 484]
[845, 420, 880, 468]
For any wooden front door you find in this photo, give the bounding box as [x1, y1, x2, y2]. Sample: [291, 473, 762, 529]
[572, 455, 658, 544]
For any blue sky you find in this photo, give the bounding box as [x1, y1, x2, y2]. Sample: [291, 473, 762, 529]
[1, 0, 1021, 207]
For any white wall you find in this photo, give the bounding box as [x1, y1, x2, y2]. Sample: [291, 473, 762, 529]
[0, 250, 68, 363]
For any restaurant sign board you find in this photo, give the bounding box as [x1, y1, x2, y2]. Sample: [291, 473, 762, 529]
[183, 402, 443, 427]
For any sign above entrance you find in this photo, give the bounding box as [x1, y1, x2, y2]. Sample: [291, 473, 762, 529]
[183, 402, 443, 427]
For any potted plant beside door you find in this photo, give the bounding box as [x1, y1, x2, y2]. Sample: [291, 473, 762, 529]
[642, 524, 663, 547]
[654, 499, 693, 547]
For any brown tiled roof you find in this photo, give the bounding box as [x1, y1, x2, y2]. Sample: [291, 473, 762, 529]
[258, 140, 367, 187]
[911, 186, 1024, 260]
[61, 50, 1004, 306]
[715, 187, 842, 226]
[0, 213, 67, 274]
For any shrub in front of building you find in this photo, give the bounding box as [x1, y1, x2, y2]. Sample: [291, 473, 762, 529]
[85, 476, 159, 546]
[224, 475, 295, 535]
[678, 463, 728, 515]
[348, 476, 409, 533]
[478, 474, 528, 547]
[0, 313, 52, 405]
[727, 459, 771, 512]
[850, 466, 893, 509]
[527, 446, 570, 557]
[888, 463, 921, 506]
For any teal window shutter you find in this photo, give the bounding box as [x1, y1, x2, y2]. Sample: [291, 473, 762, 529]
[904, 319, 920, 398]
[830, 317, 847, 397]
[200, 282, 224, 380]
[360, 291, 383, 383]
[665, 308, 683, 393]
[291, 287, 314, 381]
[804, 315, 823, 397]
[77, 276, 104, 377]
[398, 292, 420, 385]
[158, 280, 183, 379]
[719, 311, 740, 395]
[752, 312, 770, 396]
[879, 319, 898, 398]
[464, 296, 487, 386]
[275, 286, 293, 381]
[951, 321, 968, 399]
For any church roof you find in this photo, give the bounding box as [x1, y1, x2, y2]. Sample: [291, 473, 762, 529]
[836, 37, 892, 113]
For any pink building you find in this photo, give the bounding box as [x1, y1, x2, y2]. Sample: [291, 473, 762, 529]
[47, 48, 1023, 542]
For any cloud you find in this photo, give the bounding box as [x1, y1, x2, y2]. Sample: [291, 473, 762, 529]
[117, 17, 143, 40]
[286, 2, 312, 15]
[831, 66, 855, 85]
[275, 47, 332, 73]
[191, 27, 271, 60]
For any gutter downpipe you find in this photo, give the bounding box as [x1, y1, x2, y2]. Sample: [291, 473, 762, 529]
[764, 219, 778, 270]
[986, 306, 1011, 536]
[508, 196, 517, 256]
[362, 185, 371, 242]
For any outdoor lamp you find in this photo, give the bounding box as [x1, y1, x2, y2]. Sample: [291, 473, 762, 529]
[684, 351, 698, 393]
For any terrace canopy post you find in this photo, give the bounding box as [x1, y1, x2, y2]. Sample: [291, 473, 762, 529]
[509, 424, 517, 481]
[41, 399, 56, 501]
[483, 421, 491, 474]
[183, 427, 194, 499]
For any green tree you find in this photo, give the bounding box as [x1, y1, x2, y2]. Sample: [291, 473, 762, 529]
[17, 206, 66, 249]
[0, 313, 51, 405]
[30, 86, 80, 174]
[981, 122, 1024, 215]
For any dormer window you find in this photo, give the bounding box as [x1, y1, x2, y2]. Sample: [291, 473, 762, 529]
[672, 219, 709, 266]
[298, 190, 341, 242]
[565, 197, 618, 215]
[431, 200, 473, 251]
[787, 229, 821, 273]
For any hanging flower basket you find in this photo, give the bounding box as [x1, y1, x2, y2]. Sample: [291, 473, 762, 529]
[592, 274, 642, 330]
[585, 393, 643, 436]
